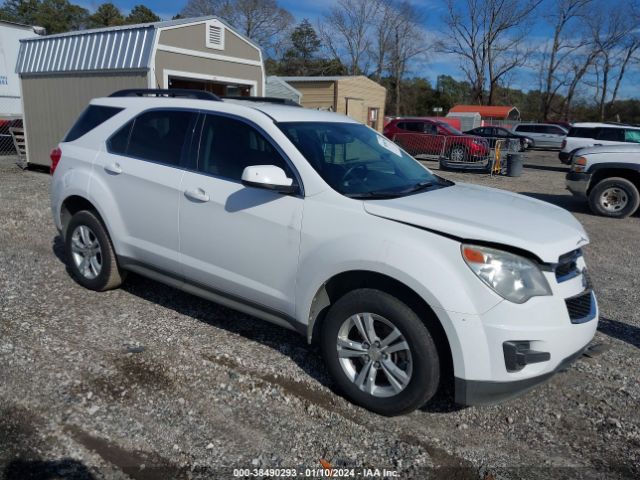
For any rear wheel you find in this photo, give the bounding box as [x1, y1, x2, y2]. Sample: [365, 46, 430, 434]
[588, 177, 640, 218]
[320, 289, 440, 416]
[64, 210, 125, 290]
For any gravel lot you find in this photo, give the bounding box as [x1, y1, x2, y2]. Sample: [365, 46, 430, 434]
[0, 151, 638, 480]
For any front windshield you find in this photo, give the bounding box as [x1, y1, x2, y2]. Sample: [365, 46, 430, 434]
[278, 122, 451, 198]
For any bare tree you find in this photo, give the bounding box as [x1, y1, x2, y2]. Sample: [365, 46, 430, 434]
[387, 1, 429, 115]
[318, 0, 379, 75]
[440, 0, 541, 105]
[539, 0, 592, 120]
[180, 0, 293, 53]
[370, 0, 395, 82]
[591, 5, 639, 119]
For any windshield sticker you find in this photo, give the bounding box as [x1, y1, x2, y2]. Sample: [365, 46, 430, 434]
[377, 135, 402, 157]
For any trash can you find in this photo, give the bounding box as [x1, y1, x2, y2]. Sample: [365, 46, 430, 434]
[506, 153, 523, 177]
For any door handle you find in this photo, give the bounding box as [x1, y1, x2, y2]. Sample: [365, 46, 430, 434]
[104, 162, 122, 175]
[184, 188, 210, 203]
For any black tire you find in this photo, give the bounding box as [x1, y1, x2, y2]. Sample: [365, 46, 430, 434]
[588, 177, 640, 218]
[320, 289, 440, 416]
[64, 210, 125, 291]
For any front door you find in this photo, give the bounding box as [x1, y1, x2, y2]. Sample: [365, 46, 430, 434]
[178, 113, 304, 316]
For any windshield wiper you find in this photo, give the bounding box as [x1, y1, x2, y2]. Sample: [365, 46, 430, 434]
[344, 191, 403, 199]
[344, 181, 442, 200]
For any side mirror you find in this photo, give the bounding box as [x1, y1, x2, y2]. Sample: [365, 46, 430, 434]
[241, 165, 297, 194]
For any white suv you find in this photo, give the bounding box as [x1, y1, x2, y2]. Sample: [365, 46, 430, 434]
[559, 122, 640, 164]
[50, 89, 598, 415]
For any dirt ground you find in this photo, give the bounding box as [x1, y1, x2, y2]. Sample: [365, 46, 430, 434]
[0, 150, 638, 480]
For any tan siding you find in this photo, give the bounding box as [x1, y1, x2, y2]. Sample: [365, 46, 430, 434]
[21, 73, 147, 166]
[336, 76, 386, 132]
[158, 23, 261, 62]
[286, 81, 335, 110]
[153, 50, 264, 95]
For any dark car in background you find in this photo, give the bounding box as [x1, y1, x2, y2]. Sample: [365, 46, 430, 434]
[383, 118, 490, 162]
[465, 126, 532, 151]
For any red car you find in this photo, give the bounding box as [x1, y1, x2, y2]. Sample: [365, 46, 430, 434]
[383, 118, 490, 162]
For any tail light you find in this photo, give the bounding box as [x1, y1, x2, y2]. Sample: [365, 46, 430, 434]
[50, 147, 62, 175]
[561, 139, 567, 149]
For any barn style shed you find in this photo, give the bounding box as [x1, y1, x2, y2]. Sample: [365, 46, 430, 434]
[16, 16, 265, 166]
[280, 76, 386, 132]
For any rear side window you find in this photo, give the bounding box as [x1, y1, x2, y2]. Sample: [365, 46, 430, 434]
[624, 129, 640, 143]
[568, 127, 595, 138]
[541, 125, 566, 135]
[595, 128, 625, 142]
[107, 109, 198, 166]
[515, 125, 535, 133]
[64, 105, 122, 142]
[398, 122, 424, 132]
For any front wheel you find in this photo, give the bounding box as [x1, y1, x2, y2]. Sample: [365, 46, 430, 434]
[320, 289, 440, 416]
[588, 177, 640, 218]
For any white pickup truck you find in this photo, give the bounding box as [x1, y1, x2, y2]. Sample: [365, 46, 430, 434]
[566, 144, 640, 218]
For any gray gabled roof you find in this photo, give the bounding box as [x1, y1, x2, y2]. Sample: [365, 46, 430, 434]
[15, 16, 260, 76]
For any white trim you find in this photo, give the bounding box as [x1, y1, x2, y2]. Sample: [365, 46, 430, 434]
[156, 44, 262, 67]
[162, 69, 258, 96]
[148, 29, 160, 88]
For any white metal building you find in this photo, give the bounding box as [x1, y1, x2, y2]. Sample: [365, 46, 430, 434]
[265, 76, 302, 104]
[0, 20, 42, 115]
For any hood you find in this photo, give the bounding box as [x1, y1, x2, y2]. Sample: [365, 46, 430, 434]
[363, 183, 588, 263]
[577, 143, 640, 156]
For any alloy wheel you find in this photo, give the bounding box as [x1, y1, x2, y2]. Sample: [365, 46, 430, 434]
[336, 313, 413, 398]
[70, 225, 102, 280]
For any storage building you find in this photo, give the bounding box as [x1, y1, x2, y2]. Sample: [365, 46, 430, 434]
[0, 20, 43, 115]
[280, 76, 386, 132]
[265, 75, 302, 104]
[448, 105, 520, 123]
[15, 16, 265, 166]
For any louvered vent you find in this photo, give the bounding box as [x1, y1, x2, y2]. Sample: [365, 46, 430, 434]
[206, 21, 225, 50]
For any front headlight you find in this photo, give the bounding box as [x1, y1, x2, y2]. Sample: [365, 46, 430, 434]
[571, 156, 587, 172]
[461, 244, 552, 304]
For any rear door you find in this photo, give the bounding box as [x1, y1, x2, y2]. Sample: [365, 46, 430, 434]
[542, 125, 567, 148]
[95, 108, 198, 275]
[178, 113, 304, 316]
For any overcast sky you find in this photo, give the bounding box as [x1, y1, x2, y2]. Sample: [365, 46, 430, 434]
[75, 0, 639, 100]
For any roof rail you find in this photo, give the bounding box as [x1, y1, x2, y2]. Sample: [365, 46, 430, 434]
[109, 89, 221, 101]
[603, 121, 640, 128]
[222, 96, 302, 107]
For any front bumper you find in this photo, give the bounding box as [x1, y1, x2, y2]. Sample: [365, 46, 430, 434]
[566, 171, 591, 197]
[455, 346, 586, 406]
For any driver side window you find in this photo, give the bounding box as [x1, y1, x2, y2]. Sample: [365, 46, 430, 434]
[198, 114, 292, 181]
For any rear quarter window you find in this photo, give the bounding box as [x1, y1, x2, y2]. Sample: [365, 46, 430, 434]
[64, 105, 123, 142]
